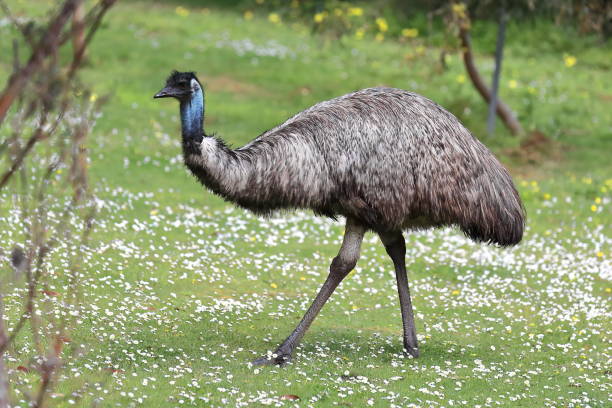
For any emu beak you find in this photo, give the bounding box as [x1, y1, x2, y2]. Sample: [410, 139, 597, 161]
[153, 87, 172, 99]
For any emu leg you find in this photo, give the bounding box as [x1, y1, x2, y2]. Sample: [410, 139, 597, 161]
[379, 231, 419, 358]
[252, 218, 365, 366]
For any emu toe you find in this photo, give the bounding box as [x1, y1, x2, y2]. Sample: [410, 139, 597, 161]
[251, 353, 292, 367]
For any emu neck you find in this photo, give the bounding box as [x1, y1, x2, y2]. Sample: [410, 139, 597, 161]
[179, 87, 204, 144]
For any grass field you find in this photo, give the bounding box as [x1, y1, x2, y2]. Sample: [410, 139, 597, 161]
[1, 1, 611, 407]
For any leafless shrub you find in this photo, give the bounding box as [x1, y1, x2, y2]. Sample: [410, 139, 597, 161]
[0, 1, 115, 406]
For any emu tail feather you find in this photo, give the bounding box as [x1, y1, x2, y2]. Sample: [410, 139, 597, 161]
[459, 168, 525, 247]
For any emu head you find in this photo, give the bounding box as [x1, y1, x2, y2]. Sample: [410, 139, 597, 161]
[154, 71, 201, 101]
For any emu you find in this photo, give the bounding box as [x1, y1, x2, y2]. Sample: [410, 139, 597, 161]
[154, 71, 525, 366]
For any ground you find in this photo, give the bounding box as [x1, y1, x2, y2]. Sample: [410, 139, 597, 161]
[0, 1, 610, 407]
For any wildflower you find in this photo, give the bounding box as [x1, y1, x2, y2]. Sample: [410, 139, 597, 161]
[268, 13, 280, 24]
[270, 283, 277, 288]
[452, 2, 467, 18]
[90, 93, 98, 102]
[451, 289, 460, 296]
[508, 79, 518, 89]
[594, 197, 601, 204]
[243, 10, 253, 20]
[355, 28, 365, 39]
[543, 193, 551, 200]
[175, 6, 189, 17]
[348, 7, 363, 17]
[299, 276, 305, 281]
[605, 287, 611, 292]
[527, 86, 537, 95]
[375, 17, 388, 32]
[456, 74, 466, 84]
[596, 252, 604, 258]
[402, 28, 418, 38]
[564, 54, 577, 68]
[590, 205, 597, 212]
[313, 12, 326, 23]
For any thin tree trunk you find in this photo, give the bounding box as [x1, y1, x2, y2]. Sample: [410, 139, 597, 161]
[487, 8, 507, 135]
[458, 25, 523, 136]
[72, 0, 85, 62]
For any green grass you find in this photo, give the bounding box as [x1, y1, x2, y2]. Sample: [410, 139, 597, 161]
[1, 1, 611, 407]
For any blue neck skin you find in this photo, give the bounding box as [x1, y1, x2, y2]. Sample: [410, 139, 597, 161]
[179, 84, 205, 139]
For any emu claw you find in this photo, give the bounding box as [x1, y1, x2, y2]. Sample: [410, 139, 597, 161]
[251, 353, 292, 367]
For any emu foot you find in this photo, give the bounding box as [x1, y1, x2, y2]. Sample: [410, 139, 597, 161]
[403, 346, 420, 358]
[403, 340, 419, 358]
[251, 351, 292, 367]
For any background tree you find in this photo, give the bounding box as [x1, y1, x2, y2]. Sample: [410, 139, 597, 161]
[0, 1, 115, 406]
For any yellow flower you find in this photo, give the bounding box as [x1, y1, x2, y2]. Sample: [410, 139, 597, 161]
[564, 54, 577, 68]
[348, 7, 363, 17]
[596, 252, 604, 258]
[451, 289, 460, 296]
[402, 28, 419, 38]
[270, 283, 278, 289]
[375, 17, 388, 32]
[456, 74, 466, 84]
[543, 193, 551, 200]
[299, 276, 306, 281]
[243, 10, 253, 20]
[175, 6, 189, 17]
[268, 13, 280, 24]
[375, 32, 384, 42]
[150, 209, 158, 216]
[313, 12, 326, 23]
[508, 79, 518, 89]
[594, 197, 601, 204]
[452, 2, 467, 17]
[605, 287, 611, 292]
[355, 28, 365, 39]
[527, 86, 537, 95]
[89, 93, 98, 102]
[351, 305, 358, 310]
[590, 205, 597, 212]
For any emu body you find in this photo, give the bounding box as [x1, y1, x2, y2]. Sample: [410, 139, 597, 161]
[155, 71, 525, 365]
